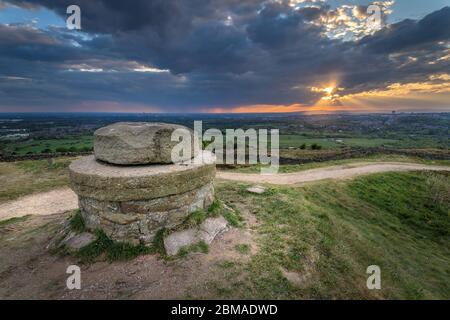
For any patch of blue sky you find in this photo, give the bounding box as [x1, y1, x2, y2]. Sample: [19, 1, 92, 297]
[0, 5, 65, 29]
[295, 0, 450, 23]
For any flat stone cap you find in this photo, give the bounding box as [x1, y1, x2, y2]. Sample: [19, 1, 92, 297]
[69, 151, 216, 201]
[94, 122, 199, 165]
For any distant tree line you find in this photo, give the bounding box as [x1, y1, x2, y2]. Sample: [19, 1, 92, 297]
[299, 143, 322, 150]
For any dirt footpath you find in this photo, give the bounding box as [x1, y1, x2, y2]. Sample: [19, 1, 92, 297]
[0, 162, 449, 221]
[217, 162, 450, 185]
[0, 187, 78, 221]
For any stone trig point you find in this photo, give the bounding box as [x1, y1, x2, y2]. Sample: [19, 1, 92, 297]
[69, 122, 216, 245]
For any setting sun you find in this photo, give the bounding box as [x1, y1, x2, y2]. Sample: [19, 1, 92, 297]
[323, 86, 335, 95]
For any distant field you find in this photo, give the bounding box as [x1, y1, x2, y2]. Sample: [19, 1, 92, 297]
[279, 134, 447, 150]
[0, 135, 93, 155]
[0, 132, 447, 156]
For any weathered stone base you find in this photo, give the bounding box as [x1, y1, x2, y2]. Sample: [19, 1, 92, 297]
[79, 182, 214, 245]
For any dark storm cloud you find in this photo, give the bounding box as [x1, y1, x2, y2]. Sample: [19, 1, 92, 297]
[0, 0, 449, 111]
[360, 6, 450, 54]
[0, 24, 53, 45]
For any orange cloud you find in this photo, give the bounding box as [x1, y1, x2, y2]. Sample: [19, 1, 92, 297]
[208, 104, 306, 113]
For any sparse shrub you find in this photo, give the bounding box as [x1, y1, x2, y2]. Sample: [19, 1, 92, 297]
[207, 199, 222, 215]
[152, 228, 168, 255]
[311, 143, 322, 150]
[300, 143, 306, 150]
[69, 210, 85, 233]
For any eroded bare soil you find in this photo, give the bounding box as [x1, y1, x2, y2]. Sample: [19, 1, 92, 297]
[0, 208, 258, 299]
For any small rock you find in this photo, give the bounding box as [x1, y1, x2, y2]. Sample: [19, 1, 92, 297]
[61, 232, 96, 251]
[163, 229, 198, 256]
[198, 216, 228, 244]
[247, 185, 266, 194]
[163, 216, 228, 256]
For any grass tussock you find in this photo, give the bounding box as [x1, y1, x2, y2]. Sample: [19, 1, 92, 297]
[76, 230, 156, 264]
[69, 210, 85, 233]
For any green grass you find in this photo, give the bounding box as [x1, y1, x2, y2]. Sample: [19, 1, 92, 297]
[0, 215, 30, 226]
[207, 199, 222, 214]
[171, 200, 222, 232]
[179, 209, 210, 230]
[178, 240, 209, 257]
[213, 171, 450, 299]
[76, 230, 156, 264]
[221, 205, 244, 227]
[0, 157, 75, 202]
[348, 172, 449, 240]
[69, 210, 85, 233]
[235, 244, 251, 255]
[1, 135, 93, 156]
[279, 134, 447, 150]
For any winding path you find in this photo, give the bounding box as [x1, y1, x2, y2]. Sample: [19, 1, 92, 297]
[0, 162, 449, 221]
[217, 162, 450, 185]
[0, 187, 78, 221]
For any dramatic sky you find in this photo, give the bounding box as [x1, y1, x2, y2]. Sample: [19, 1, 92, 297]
[0, 0, 449, 113]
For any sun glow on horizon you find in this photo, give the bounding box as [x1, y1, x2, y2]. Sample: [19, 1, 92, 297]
[323, 86, 335, 95]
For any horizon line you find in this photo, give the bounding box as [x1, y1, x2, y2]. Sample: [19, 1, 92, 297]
[0, 110, 449, 115]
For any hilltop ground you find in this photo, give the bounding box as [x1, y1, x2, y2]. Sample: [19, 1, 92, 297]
[0, 157, 449, 299]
